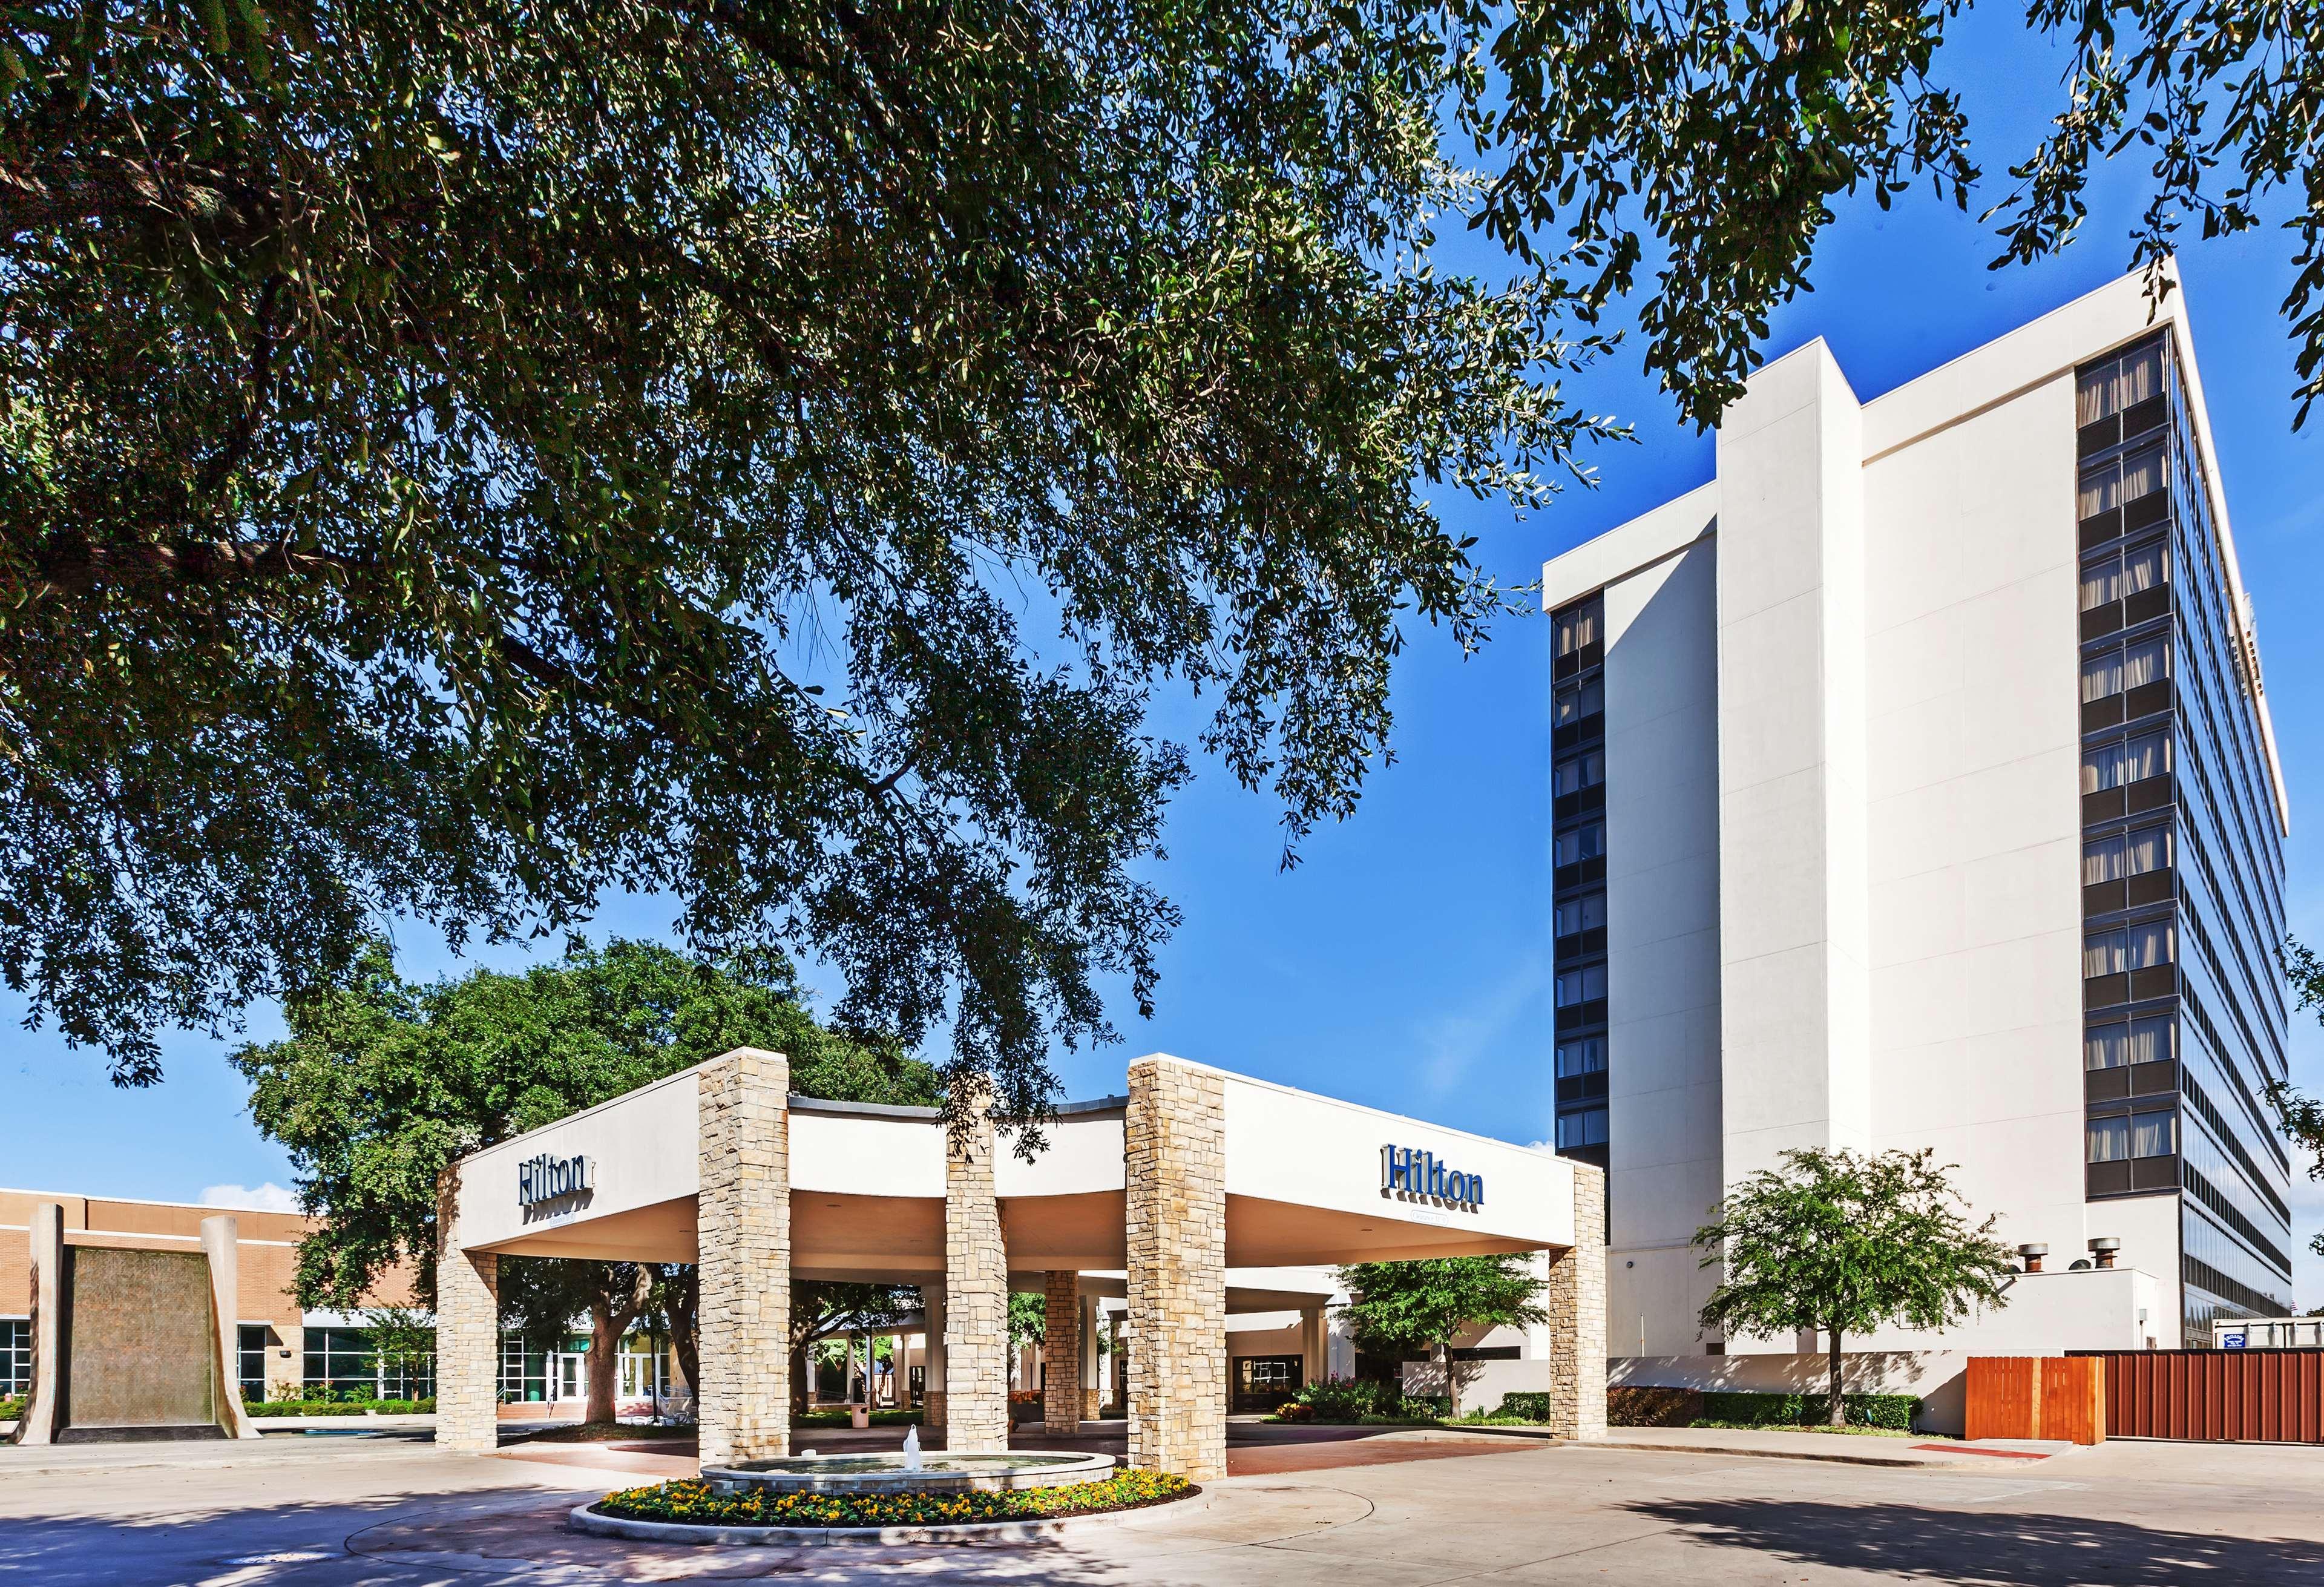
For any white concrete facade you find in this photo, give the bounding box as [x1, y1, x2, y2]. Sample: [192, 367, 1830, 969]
[1545, 269, 2294, 1359]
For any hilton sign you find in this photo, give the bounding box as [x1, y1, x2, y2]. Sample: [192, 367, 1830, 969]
[1380, 1145, 1484, 1210]
[518, 1152, 591, 1209]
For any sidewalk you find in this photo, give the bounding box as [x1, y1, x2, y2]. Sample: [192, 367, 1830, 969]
[1585, 1425, 2075, 1468]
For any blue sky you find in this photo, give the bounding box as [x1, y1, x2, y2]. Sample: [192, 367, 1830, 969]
[8, 13, 2323, 1303]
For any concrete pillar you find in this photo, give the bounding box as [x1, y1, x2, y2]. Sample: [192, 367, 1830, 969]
[198, 1217, 260, 1439]
[434, 1173, 501, 1455]
[1125, 1054, 1227, 1480]
[1111, 1308, 1129, 1412]
[697, 1046, 793, 1467]
[1042, 1270, 1082, 1433]
[1545, 1159, 1609, 1441]
[1299, 1306, 1327, 1390]
[943, 1081, 1009, 1452]
[8, 1203, 63, 1444]
[922, 1283, 947, 1428]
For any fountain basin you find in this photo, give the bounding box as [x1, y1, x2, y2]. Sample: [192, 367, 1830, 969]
[700, 1450, 1115, 1494]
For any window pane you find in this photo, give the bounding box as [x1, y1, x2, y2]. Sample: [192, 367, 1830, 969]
[2083, 836, 2125, 886]
[2122, 637, 2166, 691]
[2119, 442, 2164, 504]
[2084, 932, 2125, 978]
[2085, 1024, 2129, 1070]
[2130, 1109, 2176, 1158]
[2087, 1116, 2130, 1163]
[1555, 1037, 1605, 1077]
[1583, 964, 1607, 1000]
[2078, 464, 2112, 520]
[2122, 539, 2164, 594]
[1578, 678, 1602, 715]
[2122, 732, 2166, 783]
[2122, 826, 2168, 876]
[1555, 898, 1581, 935]
[2081, 651, 2121, 703]
[1581, 893, 1606, 930]
[2125, 918, 2173, 968]
[2115, 341, 2160, 412]
[2081, 557, 2119, 611]
[2127, 1015, 2173, 1065]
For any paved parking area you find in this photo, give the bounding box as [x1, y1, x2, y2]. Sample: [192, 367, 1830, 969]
[5, 1430, 2324, 1584]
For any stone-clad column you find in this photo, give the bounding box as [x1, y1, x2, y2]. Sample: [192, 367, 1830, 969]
[697, 1047, 793, 1468]
[944, 1082, 1009, 1452]
[1042, 1271, 1082, 1433]
[199, 1217, 259, 1439]
[434, 1173, 501, 1455]
[1545, 1159, 1608, 1441]
[7, 1203, 64, 1445]
[921, 1283, 947, 1428]
[1125, 1055, 1227, 1480]
[1080, 1293, 1102, 1418]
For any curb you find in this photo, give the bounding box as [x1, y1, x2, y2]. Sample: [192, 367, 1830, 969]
[1577, 1439, 1972, 1470]
[566, 1490, 1207, 1546]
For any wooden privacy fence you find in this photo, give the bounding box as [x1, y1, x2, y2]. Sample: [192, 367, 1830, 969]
[1964, 1356, 2105, 1444]
[2073, 1349, 2324, 1443]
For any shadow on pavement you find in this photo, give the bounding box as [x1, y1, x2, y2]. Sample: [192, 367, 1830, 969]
[1625, 1495, 2324, 1585]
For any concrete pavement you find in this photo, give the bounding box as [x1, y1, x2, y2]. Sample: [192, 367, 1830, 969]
[5, 1429, 2324, 1583]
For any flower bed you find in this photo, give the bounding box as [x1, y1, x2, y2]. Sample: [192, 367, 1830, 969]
[592, 1470, 1192, 1530]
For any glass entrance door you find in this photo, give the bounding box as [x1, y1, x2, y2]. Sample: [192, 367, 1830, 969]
[1232, 1355, 1302, 1414]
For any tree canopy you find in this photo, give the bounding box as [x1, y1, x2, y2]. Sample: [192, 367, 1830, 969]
[11, 0, 2324, 1132]
[1334, 1254, 1546, 1414]
[232, 936, 939, 1311]
[1694, 1148, 2014, 1425]
[2265, 937, 2324, 1255]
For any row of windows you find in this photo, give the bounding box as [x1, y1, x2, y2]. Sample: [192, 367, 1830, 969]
[1553, 675, 1603, 728]
[2083, 826, 2170, 887]
[1554, 892, 1607, 938]
[2080, 538, 2167, 612]
[1554, 821, 1606, 867]
[2080, 637, 2168, 705]
[2086, 1109, 2176, 1163]
[2079, 442, 2165, 523]
[303, 1326, 435, 1401]
[2083, 919, 2174, 978]
[1, 1317, 27, 1396]
[2084, 1014, 2172, 1071]
[2079, 339, 2162, 427]
[1552, 749, 1605, 797]
[2082, 731, 2168, 794]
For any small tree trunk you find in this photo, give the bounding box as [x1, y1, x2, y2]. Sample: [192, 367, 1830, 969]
[1827, 1329, 1845, 1428]
[664, 1266, 699, 1394]
[586, 1296, 622, 1427]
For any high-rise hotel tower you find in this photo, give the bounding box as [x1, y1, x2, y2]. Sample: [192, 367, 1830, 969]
[1543, 269, 2293, 1352]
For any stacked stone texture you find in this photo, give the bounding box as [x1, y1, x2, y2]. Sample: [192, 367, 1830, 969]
[696, 1048, 793, 1467]
[1042, 1270, 1083, 1433]
[944, 1084, 1010, 1453]
[433, 1171, 501, 1456]
[921, 1282, 947, 1430]
[1546, 1159, 1609, 1441]
[1125, 1056, 1227, 1480]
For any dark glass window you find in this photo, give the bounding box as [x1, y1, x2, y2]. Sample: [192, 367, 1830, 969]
[1555, 1108, 1609, 1149]
[1552, 751, 1605, 796]
[2079, 442, 2165, 522]
[1555, 964, 1607, 1007]
[238, 1324, 269, 1402]
[2086, 1014, 2173, 1070]
[1555, 1037, 1607, 1077]
[2084, 920, 2175, 978]
[2081, 539, 2167, 610]
[2078, 340, 2162, 426]
[1553, 893, 1606, 936]
[1554, 676, 1603, 725]
[1554, 822, 1605, 866]
[2084, 826, 2170, 884]
[2081, 637, 2168, 702]
[2088, 1109, 2176, 1163]
[1554, 603, 1600, 658]
[2082, 731, 2169, 792]
[0, 1318, 28, 1396]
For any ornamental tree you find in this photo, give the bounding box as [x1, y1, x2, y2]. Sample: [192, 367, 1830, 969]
[232, 935, 938, 1424]
[2263, 937, 2324, 1257]
[1334, 1255, 1547, 1416]
[1693, 1148, 2015, 1426]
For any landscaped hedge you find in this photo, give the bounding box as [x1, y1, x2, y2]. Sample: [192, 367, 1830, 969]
[1698, 1391, 1919, 1431]
[1606, 1387, 1704, 1427]
[592, 1470, 1192, 1529]
[796, 1407, 922, 1427]
[0, 1396, 23, 1421]
[1281, 1377, 1447, 1423]
[249, 1397, 436, 1417]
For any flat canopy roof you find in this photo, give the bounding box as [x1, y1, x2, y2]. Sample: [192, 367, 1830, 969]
[448, 1056, 1578, 1278]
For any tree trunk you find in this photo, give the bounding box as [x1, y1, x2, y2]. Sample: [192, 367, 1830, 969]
[586, 1295, 622, 1427]
[1442, 1341, 1459, 1419]
[1827, 1329, 1845, 1428]
[664, 1266, 699, 1394]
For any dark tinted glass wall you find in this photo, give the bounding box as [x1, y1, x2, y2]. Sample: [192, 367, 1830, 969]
[1552, 597, 1609, 1168]
[2073, 335, 2293, 1343]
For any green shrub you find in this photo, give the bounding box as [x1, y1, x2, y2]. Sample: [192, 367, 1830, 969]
[248, 1396, 436, 1418]
[594, 1470, 1192, 1528]
[1285, 1377, 1443, 1423]
[0, 1395, 24, 1421]
[1606, 1387, 1704, 1427]
[796, 1408, 922, 1427]
[1696, 1391, 1918, 1431]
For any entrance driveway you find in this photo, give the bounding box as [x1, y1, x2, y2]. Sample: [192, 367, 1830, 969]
[5, 1429, 2323, 1584]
